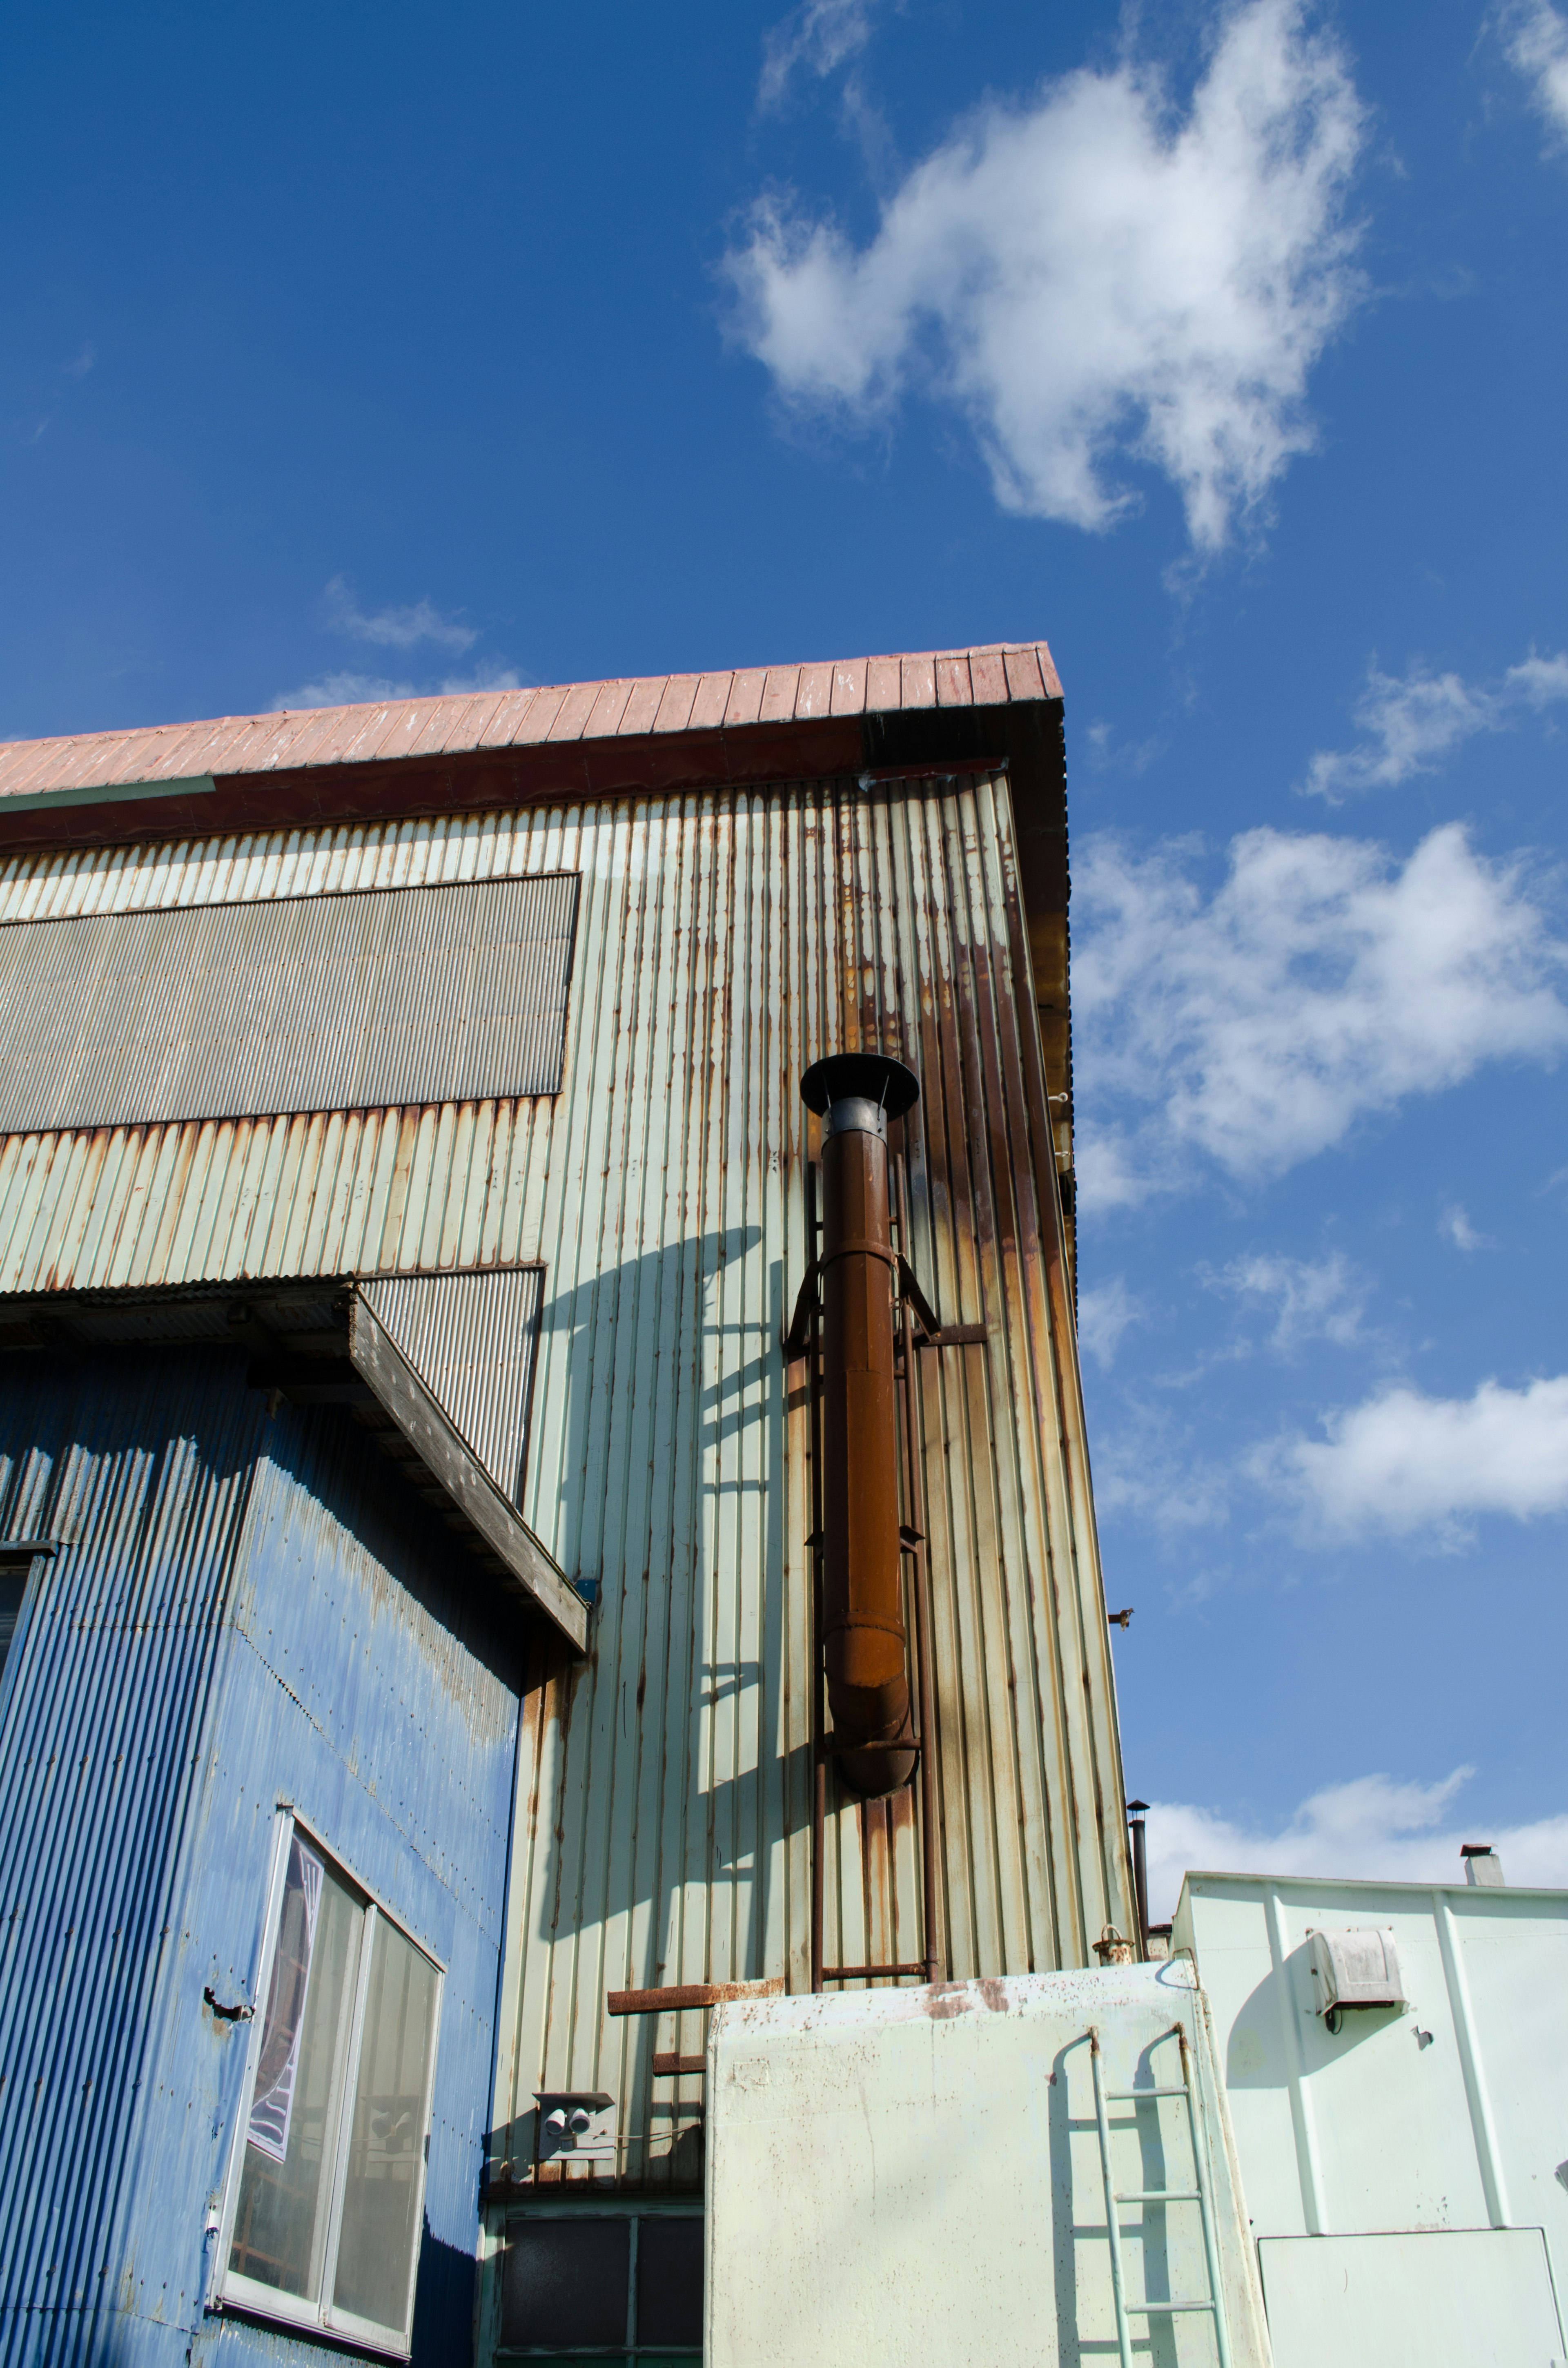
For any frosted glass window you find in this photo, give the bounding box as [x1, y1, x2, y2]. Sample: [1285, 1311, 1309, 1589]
[218, 1817, 442, 2358]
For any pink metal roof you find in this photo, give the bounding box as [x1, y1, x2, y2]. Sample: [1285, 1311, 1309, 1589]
[0, 641, 1062, 805]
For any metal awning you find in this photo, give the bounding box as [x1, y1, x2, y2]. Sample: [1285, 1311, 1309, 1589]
[0, 1280, 588, 1654]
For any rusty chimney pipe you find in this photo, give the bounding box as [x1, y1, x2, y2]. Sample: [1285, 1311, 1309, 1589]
[801, 1052, 921, 1799]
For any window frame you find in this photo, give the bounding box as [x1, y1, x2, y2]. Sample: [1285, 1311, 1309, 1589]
[211, 1806, 445, 2359]
[498, 2201, 705, 2361]
[0, 1540, 53, 1703]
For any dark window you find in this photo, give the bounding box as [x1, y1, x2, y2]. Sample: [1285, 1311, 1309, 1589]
[0, 1559, 29, 1682]
[501, 2213, 702, 2357]
[635, 2218, 704, 2349]
[502, 2220, 631, 2350]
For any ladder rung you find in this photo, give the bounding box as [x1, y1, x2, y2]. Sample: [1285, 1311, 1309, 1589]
[1115, 2190, 1203, 2204]
[1125, 2300, 1218, 2315]
[1105, 2086, 1190, 2100]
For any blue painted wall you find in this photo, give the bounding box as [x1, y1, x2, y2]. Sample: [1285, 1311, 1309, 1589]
[0, 1346, 524, 2368]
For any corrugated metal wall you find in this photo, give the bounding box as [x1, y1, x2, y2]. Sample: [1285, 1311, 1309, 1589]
[479, 771, 1130, 2204]
[0, 1347, 523, 2368]
[362, 1267, 545, 1507]
[0, 772, 1129, 2198]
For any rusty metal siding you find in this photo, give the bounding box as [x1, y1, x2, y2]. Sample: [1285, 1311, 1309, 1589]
[0, 1346, 523, 2367]
[478, 772, 1130, 2216]
[0, 870, 579, 1135]
[0, 774, 1128, 2219]
[362, 1266, 545, 1507]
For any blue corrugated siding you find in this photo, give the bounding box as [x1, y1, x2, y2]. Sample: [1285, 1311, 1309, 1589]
[0, 1348, 522, 2368]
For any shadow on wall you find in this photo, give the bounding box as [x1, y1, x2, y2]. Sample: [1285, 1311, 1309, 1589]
[493, 1222, 806, 2175]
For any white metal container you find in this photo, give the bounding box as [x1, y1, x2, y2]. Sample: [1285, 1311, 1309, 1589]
[705, 1962, 1273, 2368]
[1173, 1871, 1568, 2365]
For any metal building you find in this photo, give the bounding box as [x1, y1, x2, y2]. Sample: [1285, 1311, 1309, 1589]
[0, 644, 1134, 2366]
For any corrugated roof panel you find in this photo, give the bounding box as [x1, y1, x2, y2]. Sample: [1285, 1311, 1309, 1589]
[936, 652, 974, 706]
[513, 684, 570, 744]
[440, 689, 514, 755]
[722, 668, 767, 728]
[865, 654, 902, 711]
[0, 642, 1065, 806]
[499, 687, 547, 745]
[800, 653, 833, 715]
[616, 674, 665, 737]
[969, 648, 1009, 706]
[548, 680, 602, 742]
[830, 660, 867, 717]
[653, 675, 700, 734]
[758, 664, 797, 724]
[687, 673, 733, 734]
[582, 679, 633, 740]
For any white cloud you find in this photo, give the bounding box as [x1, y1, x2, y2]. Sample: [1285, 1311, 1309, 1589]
[1143, 1766, 1568, 1920]
[1092, 1403, 1232, 1534]
[726, 0, 1367, 553]
[1077, 1275, 1141, 1369]
[323, 574, 478, 652]
[1257, 1372, 1568, 1541]
[1209, 1249, 1366, 1349]
[1305, 647, 1568, 799]
[760, 0, 884, 109]
[269, 661, 522, 714]
[1073, 822, 1568, 1205]
[1503, 0, 1568, 145]
[1440, 1203, 1494, 1251]
[61, 341, 96, 379]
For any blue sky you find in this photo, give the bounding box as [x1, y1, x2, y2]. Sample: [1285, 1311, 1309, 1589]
[3, 0, 1565, 1909]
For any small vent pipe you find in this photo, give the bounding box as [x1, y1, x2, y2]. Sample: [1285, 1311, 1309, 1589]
[801, 1052, 921, 1799]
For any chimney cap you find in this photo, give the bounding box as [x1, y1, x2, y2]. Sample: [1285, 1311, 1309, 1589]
[801, 1052, 920, 1120]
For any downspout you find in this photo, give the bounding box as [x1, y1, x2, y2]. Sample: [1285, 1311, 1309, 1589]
[801, 1052, 921, 1800]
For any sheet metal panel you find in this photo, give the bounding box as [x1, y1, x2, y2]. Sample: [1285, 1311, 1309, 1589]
[705, 1965, 1273, 2368]
[362, 1267, 543, 1508]
[0, 1345, 522, 2367]
[0, 870, 579, 1135]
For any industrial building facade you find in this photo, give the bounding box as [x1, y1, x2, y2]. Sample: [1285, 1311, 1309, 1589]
[0, 647, 1135, 2366]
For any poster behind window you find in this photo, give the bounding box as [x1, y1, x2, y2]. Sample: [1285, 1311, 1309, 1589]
[247, 1835, 323, 2163]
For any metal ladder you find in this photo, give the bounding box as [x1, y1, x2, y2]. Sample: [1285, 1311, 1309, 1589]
[1087, 2022, 1233, 2368]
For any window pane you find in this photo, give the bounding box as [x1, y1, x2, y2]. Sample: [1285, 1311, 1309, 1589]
[331, 1911, 440, 2332]
[229, 1841, 362, 2299]
[0, 1565, 26, 1681]
[501, 2221, 630, 2350]
[636, 2218, 704, 2350]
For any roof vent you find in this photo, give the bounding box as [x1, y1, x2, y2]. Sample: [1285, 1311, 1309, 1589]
[1306, 1927, 1404, 2031]
[1461, 1844, 1505, 1887]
